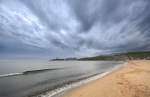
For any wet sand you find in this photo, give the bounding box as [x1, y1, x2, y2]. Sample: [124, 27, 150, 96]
[61, 60, 150, 97]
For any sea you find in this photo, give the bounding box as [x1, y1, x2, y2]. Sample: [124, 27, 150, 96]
[0, 59, 124, 97]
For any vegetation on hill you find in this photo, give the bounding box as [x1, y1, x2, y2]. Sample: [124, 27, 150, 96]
[51, 51, 150, 61]
[78, 51, 150, 60]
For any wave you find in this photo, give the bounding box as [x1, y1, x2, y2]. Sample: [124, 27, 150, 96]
[23, 68, 60, 74]
[0, 68, 62, 78]
[0, 73, 23, 78]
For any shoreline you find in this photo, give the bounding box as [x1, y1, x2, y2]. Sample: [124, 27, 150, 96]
[33, 61, 126, 97]
[61, 60, 150, 97]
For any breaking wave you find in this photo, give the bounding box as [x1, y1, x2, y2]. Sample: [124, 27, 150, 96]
[0, 68, 62, 78]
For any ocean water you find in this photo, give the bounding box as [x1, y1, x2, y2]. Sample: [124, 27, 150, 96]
[0, 59, 123, 97]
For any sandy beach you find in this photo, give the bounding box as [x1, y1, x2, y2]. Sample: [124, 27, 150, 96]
[61, 60, 150, 97]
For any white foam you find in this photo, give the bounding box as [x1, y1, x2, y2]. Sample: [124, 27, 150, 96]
[34, 62, 127, 97]
[0, 73, 23, 78]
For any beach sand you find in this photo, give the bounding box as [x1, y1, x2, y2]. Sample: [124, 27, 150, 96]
[61, 60, 150, 97]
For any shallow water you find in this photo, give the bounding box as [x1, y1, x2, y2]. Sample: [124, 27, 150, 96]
[0, 59, 123, 97]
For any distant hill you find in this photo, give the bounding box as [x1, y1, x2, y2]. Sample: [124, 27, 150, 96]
[78, 51, 150, 60]
[51, 51, 150, 61]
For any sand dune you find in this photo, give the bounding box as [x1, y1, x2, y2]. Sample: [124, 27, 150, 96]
[61, 60, 150, 97]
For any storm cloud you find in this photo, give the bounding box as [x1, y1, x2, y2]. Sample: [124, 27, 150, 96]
[0, 0, 150, 58]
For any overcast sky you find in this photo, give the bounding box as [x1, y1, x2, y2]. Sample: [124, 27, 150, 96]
[0, 0, 150, 58]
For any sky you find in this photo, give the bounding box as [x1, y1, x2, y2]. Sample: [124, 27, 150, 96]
[0, 0, 150, 59]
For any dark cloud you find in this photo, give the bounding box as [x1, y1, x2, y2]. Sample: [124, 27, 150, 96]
[0, 0, 150, 58]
